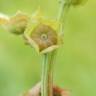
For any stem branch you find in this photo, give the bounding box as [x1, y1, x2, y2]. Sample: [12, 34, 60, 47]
[58, 0, 70, 35]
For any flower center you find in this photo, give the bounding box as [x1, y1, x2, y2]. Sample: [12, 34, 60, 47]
[41, 33, 48, 40]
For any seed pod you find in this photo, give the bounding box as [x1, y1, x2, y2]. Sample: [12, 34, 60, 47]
[24, 10, 61, 54]
[31, 24, 58, 51]
[24, 24, 59, 54]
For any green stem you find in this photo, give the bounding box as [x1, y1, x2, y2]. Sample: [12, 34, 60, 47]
[41, 1, 71, 96]
[58, 0, 70, 35]
[41, 51, 56, 96]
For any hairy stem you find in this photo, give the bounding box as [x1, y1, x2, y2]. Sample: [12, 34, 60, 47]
[41, 51, 56, 96]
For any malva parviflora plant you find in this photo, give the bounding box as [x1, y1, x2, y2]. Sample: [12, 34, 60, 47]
[0, 0, 88, 96]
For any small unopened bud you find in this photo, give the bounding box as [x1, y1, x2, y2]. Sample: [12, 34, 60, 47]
[71, 0, 88, 6]
[64, 0, 88, 6]
[5, 11, 29, 35]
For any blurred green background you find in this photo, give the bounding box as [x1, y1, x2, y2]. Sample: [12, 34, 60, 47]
[0, 0, 96, 96]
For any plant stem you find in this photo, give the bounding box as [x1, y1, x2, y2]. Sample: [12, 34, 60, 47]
[41, 51, 56, 96]
[58, 0, 70, 35]
[41, 1, 71, 96]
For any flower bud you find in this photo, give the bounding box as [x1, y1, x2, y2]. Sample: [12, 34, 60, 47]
[5, 11, 29, 35]
[64, 0, 88, 6]
[70, 0, 88, 6]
